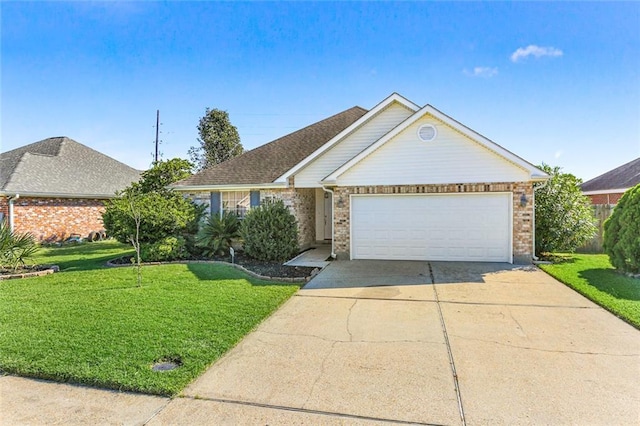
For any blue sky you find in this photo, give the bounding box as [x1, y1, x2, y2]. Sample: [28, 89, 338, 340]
[2, 1, 638, 181]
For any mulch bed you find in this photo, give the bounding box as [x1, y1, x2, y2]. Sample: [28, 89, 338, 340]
[109, 252, 317, 279]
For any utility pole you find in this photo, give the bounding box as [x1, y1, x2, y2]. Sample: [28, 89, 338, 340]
[154, 109, 160, 163]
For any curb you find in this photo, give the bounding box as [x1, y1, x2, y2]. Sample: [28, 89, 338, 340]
[0, 265, 60, 281]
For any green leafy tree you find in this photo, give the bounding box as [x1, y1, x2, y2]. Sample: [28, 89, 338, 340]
[102, 159, 205, 256]
[603, 184, 640, 274]
[188, 108, 243, 172]
[534, 164, 597, 255]
[138, 158, 192, 194]
[241, 199, 298, 262]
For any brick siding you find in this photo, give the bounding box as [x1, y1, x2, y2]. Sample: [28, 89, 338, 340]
[586, 193, 623, 205]
[5, 197, 107, 241]
[0, 197, 8, 223]
[333, 182, 534, 263]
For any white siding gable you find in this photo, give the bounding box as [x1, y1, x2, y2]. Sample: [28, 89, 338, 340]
[294, 102, 414, 188]
[336, 114, 531, 186]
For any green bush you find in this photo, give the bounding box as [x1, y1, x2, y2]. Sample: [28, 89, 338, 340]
[196, 211, 240, 257]
[535, 164, 597, 255]
[140, 236, 187, 262]
[0, 221, 38, 270]
[603, 184, 640, 274]
[241, 199, 299, 262]
[102, 159, 205, 249]
[103, 192, 204, 245]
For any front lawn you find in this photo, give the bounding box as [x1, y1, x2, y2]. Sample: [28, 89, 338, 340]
[0, 242, 299, 396]
[30, 240, 135, 271]
[539, 254, 640, 328]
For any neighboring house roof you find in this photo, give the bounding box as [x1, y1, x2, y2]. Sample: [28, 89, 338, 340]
[581, 157, 640, 194]
[0, 136, 141, 198]
[175, 106, 368, 188]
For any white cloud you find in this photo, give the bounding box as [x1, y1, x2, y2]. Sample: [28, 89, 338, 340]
[464, 67, 498, 78]
[511, 45, 563, 62]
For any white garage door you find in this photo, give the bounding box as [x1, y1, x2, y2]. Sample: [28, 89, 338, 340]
[351, 193, 511, 262]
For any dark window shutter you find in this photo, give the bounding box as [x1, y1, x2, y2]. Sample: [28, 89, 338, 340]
[250, 191, 260, 208]
[210, 192, 221, 216]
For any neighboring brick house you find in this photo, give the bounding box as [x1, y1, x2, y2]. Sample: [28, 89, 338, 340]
[579, 158, 640, 252]
[173, 93, 548, 264]
[581, 157, 640, 205]
[0, 137, 141, 241]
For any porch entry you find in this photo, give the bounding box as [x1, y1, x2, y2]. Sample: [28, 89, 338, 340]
[315, 189, 333, 241]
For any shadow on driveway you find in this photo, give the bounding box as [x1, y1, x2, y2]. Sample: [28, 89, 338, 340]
[305, 259, 537, 290]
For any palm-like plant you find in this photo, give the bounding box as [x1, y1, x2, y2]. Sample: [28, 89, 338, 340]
[0, 221, 38, 271]
[196, 212, 240, 257]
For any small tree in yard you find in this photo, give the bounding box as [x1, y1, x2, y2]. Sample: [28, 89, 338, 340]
[102, 158, 205, 265]
[535, 164, 597, 256]
[188, 108, 243, 172]
[126, 193, 143, 287]
[603, 184, 640, 274]
[241, 199, 299, 262]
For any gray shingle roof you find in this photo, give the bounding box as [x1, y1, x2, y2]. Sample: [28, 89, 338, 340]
[0, 137, 141, 197]
[175, 106, 368, 187]
[581, 158, 640, 192]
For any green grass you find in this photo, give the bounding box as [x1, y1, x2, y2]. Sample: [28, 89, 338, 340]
[539, 254, 640, 328]
[0, 241, 299, 395]
[30, 240, 134, 271]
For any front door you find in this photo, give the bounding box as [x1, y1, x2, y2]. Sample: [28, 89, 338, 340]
[323, 192, 332, 240]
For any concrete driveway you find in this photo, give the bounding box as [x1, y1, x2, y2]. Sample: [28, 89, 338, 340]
[159, 260, 640, 425]
[3, 261, 639, 425]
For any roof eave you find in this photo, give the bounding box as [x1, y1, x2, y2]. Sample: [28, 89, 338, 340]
[531, 173, 550, 182]
[171, 182, 288, 192]
[0, 191, 118, 199]
[582, 188, 630, 195]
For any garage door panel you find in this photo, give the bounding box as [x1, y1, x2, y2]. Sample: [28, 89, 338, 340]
[351, 194, 511, 262]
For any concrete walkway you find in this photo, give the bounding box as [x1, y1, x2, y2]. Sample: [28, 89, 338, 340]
[284, 245, 332, 268]
[2, 261, 639, 425]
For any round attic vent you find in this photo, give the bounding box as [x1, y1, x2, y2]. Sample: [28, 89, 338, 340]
[417, 124, 437, 142]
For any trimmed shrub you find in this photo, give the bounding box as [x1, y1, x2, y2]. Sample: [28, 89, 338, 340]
[196, 211, 240, 257]
[603, 184, 640, 274]
[241, 199, 299, 262]
[140, 236, 187, 262]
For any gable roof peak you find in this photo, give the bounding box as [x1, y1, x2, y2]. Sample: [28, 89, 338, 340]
[322, 101, 549, 183]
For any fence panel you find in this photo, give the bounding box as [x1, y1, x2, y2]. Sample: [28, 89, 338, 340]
[578, 204, 614, 253]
